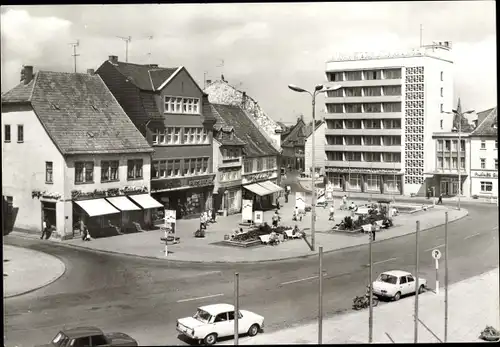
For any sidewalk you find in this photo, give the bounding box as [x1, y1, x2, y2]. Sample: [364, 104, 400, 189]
[3, 245, 66, 298]
[10, 199, 467, 263]
[223, 268, 500, 344]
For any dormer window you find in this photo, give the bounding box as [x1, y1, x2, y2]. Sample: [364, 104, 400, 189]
[164, 96, 200, 114]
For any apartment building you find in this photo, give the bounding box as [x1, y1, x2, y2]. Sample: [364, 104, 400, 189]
[96, 56, 217, 220]
[469, 107, 498, 197]
[1, 67, 154, 239]
[323, 41, 454, 195]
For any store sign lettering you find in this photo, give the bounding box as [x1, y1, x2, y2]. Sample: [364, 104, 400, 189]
[248, 173, 270, 182]
[188, 177, 214, 187]
[163, 179, 183, 189]
[474, 171, 498, 178]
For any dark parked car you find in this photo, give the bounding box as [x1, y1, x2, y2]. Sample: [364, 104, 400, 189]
[36, 326, 138, 347]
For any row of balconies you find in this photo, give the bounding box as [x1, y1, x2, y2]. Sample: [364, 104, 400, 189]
[325, 95, 402, 104]
[326, 69, 402, 83]
[325, 144, 402, 153]
[326, 151, 401, 163]
[324, 160, 402, 170]
[326, 135, 401, 147]
[326, 119, 401, 130]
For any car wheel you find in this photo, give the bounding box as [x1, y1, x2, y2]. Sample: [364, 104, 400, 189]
[418, 285, 425, 294]
[393, 291, 401, 301]
[248, 324, 260, 337]
[204, 333, 217, 345]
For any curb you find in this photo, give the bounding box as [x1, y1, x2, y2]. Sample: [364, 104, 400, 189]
[3, 246, 67, 298]
[8, 208, 469, 265]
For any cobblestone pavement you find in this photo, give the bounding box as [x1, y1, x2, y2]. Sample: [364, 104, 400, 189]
[3, 245, 66, 298]
[10, 197, 467, 263]
[222, 268, 500, 344]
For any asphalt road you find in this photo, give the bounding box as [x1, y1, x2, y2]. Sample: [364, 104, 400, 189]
[4, 202, 498, 347]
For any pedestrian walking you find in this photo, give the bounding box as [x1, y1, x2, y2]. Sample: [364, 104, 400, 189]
[79, 219, 90, 241]
[199, 212, 206, 230]
[371, 221, 377, 241]
[41, 218, 50, 240]
[276, 197, 281, 210]
[437, 193, 443, 205]
[272, 210, 280, 228]
[329, 205, 335, 221]
[342, 195, 348, 210]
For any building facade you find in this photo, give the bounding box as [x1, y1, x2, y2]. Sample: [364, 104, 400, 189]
[1, 67, 154, 239]
[469, 107, 498, 197]
[304, 121, 327, 177]
[281, 117, 308, 171]
[323, 42, 454, 195]
[210, 103, 282, 211]
[96, 56, 217, 219]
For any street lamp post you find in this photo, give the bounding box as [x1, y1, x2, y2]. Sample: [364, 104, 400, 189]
[288, 83, 341, 251]
[445, 98, 474, 211]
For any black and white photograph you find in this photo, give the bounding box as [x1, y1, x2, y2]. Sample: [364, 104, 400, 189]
[2, 1, 498, 345]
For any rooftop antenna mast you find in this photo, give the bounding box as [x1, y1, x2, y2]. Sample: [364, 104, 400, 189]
[146, 35, 153, 63]
[117, 36, 132, 62]
[419, 24, 423, 47]
[68, 40, 80, 73]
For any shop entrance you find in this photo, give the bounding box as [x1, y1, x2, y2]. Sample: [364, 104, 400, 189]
[41, 201, 56, 231]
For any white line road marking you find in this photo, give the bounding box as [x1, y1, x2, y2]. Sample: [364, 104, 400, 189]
[280, 273, 328, 286]
[177, 293, 224, 303]
[364, 257, 397, 267]
[424, 244, 445, 252]
[464, 233, 481, 240]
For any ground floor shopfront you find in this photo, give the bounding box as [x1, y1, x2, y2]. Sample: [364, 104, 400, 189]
[150, 174, 216, 220]
[470, 170, 498, 198]
[213, 180, 243, 216]
[325, 169, 403, 195]
[425, 172, 470, 197]
[242, 179, 284, 210]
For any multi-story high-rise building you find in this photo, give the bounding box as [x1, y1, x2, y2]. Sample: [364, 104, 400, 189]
[323, 41, 454, 196]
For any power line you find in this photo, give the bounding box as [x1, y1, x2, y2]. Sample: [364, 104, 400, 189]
[68, 40, 80, 73]
[117, 36, 132, 62]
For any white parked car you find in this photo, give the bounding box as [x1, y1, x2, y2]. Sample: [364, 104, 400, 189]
[176, 303, 264, 345]
[372, 270, 427, 301]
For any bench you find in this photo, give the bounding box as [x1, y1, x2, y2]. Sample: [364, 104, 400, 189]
[284, 229, 301, 239]
[259, 234, 271, 244]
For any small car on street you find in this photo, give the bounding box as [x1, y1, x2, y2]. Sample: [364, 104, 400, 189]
[36, 326, 138, 347]
[372, 270, 427, 301]
[176, 303, 264, 345]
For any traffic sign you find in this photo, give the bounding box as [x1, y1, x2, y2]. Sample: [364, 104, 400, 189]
[432, 249, 442, 260]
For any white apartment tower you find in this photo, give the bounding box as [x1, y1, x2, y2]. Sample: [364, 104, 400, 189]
[323, 42, 454, 196]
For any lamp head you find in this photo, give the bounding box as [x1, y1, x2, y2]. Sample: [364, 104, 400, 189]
[288, 84, 307, 93]
[314, 84, 324, 91]
[323, 84, 342, 92]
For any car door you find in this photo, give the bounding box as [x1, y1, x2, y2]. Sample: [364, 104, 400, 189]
[406, 275, 416, 294]
[90, 335, 110, 346]
[228, 311, 246, 335]
[72, 337, 91, 347]
[213, 312, 232, 337]
[399, 276, 409, 295]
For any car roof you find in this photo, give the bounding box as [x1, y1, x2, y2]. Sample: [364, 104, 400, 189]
[381, 270, 411, 277]
[199, 303, 235, 315]
[62, 326, 103, 338]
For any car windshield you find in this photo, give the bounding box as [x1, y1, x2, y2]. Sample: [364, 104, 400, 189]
[193, 309, 212, 323]
[378, 274, 398, 284]
[52, 332, 71, 347]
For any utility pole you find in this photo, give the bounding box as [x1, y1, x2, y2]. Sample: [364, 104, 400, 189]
[318, 246, 323, 344]
[444, 212, 449, 342]
[414, 221, 420, 343]
[368, 229, 373, 343]
[117, 36, 132, 62]
[68, 40, 80, 73]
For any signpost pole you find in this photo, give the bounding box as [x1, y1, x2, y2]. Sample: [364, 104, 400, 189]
[414, 221, 420, 343]
[318, 246, 323, 344]
[234, 272, 239, 345]
[435, 257, 439, 295]
[369, 229, 373, 343]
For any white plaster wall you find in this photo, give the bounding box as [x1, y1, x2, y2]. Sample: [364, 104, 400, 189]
[305, 122, 326, 174]
[1, 109, 65, 233]
[470, 137, 498, 197]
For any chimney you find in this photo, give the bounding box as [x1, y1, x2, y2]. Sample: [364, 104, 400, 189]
[21, 66, 34, 85]
[206, 79, 212, 85]
[241, 91, 247, 107]
[108, 55, 118, 65]
[87, 68, 95, 75]
[149, 64, 158, 68]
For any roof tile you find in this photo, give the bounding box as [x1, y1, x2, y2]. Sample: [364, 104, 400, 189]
[3, 70, 153, 154]
[1, 77, 36, 103]
[113, 61, 177, 91]
[470, 107, 497, 137]
[212, 103, 279, 157]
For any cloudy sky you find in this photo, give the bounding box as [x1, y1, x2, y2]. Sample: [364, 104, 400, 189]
[1, 2, 496, 124]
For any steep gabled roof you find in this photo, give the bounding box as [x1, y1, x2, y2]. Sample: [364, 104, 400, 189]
[2, 71, 153, 155]
[212, 103, 279, 157]
[110, 61, 178, 91]
[1, 76, 36, 103]
[282, 119, 307, 147]
[470, 107, 497, 137]
[305, 120, 326, 139]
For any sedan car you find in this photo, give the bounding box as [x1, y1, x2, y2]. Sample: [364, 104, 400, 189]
[176, 303, 264, 345]
[372, 270, 427, 301]
[36, 326, 138, 347]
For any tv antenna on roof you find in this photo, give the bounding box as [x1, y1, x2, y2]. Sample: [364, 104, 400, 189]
[117, 36, 132, 62]
[68, 39, 80, 73]
[146, 35, 153, 63]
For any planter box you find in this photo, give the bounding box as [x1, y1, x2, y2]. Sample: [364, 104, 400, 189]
[332, 226, 363, 234]
[221, 239, 262, 248]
